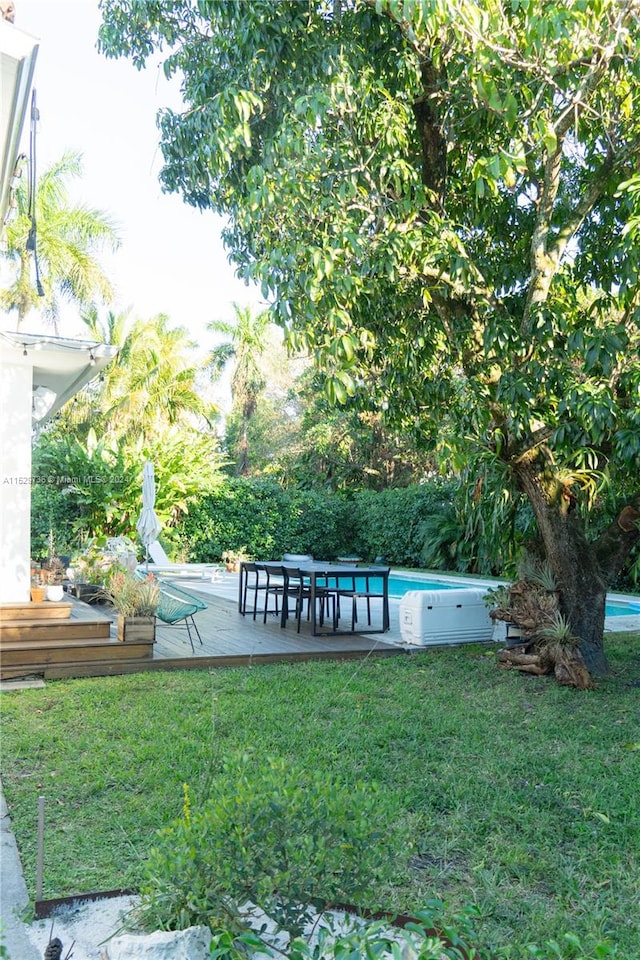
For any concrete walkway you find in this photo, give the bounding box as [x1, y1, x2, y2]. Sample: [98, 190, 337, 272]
[0, 781, 40, 960]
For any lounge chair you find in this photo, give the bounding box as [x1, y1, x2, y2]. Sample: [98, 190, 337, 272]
[139, 541, 221, 581]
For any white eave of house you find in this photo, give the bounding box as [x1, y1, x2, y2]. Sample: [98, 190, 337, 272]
[0, 18, 39, 225]
[0, 330, 119, 425]
[0, 21, 118, 429]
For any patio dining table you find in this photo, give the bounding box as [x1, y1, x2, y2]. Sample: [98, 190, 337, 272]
[238, 561, 390, 637]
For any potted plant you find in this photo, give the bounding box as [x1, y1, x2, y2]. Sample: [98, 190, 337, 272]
[30, 569, 46, 603]
[104, 570, 160, 643]
[68, 538, 129, 602]
[40, 557, 66, 601]
[221, 547, 252, 573]
[103, 536, 139, 573]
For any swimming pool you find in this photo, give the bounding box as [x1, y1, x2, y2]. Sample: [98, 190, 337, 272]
[385, 572, 640, 619]
[605, 599, 640, 617]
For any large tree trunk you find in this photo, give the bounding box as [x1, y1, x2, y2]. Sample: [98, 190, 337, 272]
[512, 455, 639, 678]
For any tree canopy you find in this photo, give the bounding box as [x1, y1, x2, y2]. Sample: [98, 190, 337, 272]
[98, 0, 640, 677]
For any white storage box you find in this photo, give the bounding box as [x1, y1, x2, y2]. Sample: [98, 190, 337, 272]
[399, 588, 494, 646]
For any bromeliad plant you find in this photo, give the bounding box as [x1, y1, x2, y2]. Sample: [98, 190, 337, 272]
[104, 571, 160, 617]
[489, 556, 592, 689]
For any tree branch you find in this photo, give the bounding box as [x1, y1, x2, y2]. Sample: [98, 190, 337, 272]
[594, 494, 640, 585]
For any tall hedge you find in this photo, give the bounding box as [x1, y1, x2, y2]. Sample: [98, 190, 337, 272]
[177, 477, 458, 568]
[178, 478, 356, 562]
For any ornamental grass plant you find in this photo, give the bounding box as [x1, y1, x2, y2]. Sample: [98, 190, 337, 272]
[103, 571, 160, 617]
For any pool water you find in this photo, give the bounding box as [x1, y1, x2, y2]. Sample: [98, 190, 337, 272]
[386, 574, 640, 619]
[388, 576, 457, 598]
[319, 572, 639, 618]
[606, 600, 640, 617]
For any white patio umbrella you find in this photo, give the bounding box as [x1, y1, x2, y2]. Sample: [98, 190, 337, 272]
[136, 461, 162, 570]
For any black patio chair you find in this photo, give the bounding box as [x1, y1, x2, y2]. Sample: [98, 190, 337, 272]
[262, 564, 288, 625]
[240, 561, 268, 620]
[284, 568, 336, 633]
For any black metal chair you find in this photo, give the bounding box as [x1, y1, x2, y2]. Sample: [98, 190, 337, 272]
[285, 568, 335, 633]
[321, 566, 360, 630]
[325, 566, 388, 631]
[345, 568, 389, 630]
[262, 564, 288, 625]
[240, 562, 268, 620]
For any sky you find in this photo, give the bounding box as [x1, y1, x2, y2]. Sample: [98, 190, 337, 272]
[12, 0, 265, 348]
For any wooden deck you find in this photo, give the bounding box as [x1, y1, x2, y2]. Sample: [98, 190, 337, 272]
[0, 577, 406, 681]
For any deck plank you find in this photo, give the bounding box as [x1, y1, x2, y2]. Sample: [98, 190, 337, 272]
[151, 591, 397, 660]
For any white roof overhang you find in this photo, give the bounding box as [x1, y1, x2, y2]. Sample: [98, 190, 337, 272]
[0, 18, 39, 225]
[0, 330, 118, 425]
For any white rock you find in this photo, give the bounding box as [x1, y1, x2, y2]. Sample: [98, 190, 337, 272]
[104, 925, 212, 959]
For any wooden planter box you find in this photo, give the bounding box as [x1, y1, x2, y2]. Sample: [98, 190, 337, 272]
[117, 615, 156, 643]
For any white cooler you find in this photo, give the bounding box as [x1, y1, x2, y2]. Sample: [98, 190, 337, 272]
[399, 588, 495, 646]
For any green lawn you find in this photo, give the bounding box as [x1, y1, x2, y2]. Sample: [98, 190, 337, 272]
[1, 634, 639, 958]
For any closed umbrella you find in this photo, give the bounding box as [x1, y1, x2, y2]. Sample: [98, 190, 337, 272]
[136, 461, 162, 569]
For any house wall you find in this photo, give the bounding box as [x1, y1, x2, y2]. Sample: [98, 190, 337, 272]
[0, 351, 32, 601]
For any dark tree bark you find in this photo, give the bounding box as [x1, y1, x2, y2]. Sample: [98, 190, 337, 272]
[513, 452, 639, 677]
[595, 500, 640, 583]
[413, 59, 447, 205]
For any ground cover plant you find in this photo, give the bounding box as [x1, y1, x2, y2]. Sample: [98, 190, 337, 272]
[1, 636, 638, 958]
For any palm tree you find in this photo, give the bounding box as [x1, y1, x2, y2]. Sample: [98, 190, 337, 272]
[76, 307, 216, 442]
[34, 308, 224, 548]
[207, 304, 273, 475]
[0, 151, 119, 330]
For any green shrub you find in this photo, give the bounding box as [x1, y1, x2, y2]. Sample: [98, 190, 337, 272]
[351, 481, 459, 566]
[208, 902, 483, 960]
[277, 488, 355, 559]
[181, 479, 355, 561]
[180, 478, 286, 560]
[136, 754, 412, 938]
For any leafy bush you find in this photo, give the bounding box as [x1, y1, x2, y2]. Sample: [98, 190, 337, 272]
[350, 481, 459, 566]
[30, 426, 222, 558]
[136, 754, 412, 939]
[208, 902, 483, 960]
[277, 488, 355, 559]
[181, 479, 354, 561]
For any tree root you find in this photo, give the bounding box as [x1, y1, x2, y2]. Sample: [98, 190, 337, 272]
[490, 566, 596, 688]
[498, 642, 594, 688]
[552, 652, 594, 689]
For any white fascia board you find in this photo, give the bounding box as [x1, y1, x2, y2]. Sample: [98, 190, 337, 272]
[0, 19, 39, 225]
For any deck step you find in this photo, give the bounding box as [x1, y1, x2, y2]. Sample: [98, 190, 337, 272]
[0, 602, 73, 621]
[1, 654, 155, 681]
[0, 637, 154, 674]
[39, 657, 162, 680]
[1, 620, 111, 643]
